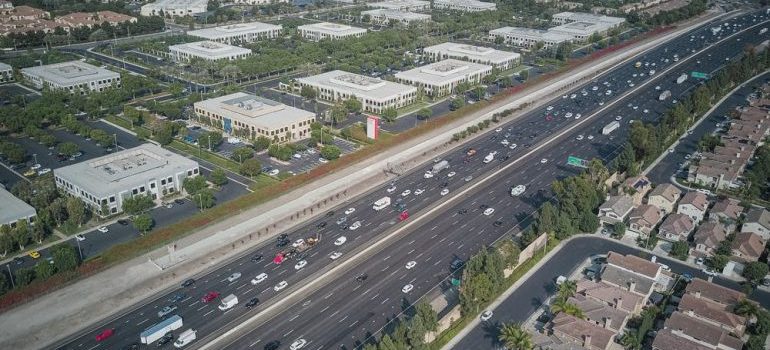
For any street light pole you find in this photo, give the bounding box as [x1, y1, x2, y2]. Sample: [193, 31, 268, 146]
[113, 133, 118, 148]
[76, 239, 83, 260]
[6, 264, 14, 289]
[33, 153, 38, 165]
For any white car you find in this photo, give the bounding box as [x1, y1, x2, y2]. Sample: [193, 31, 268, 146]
[480, 310, 493, 321]
[402, 284, 414, 293]
[565, 112, 573, 118]
[318, 158, 329, 164]
[643, 109, 649, 114]
[294, 260, 307, 270]
[501, 139, 509, 146]
[546, 105, 554, 111]
[447, 171, 456, 177]
[330, 252, 342, 260]
[615, 116, 622, 121]
[576, 135, 584, 141]
[349, 221, 361, 230]
[401, 189, 411, 197]
[227, 272, 242, 282]
[633, 105, 638, 110]
[37, 168, 51, 175]
[703, 268, 718, 277]
[75, 234, 85, 241]
[483, 208, 495, 216]
[290, 339, 307, 350]
[268, 169, 280, 176]
[509, 143, 517, 150]
[655, 85, 661, 90]
[293, 154, 302, 159]
[591, 86, 598, 91]
[570, 94, 577, 99]
[495, 127, 502, 132]
[292, 239, 305, 248]
[414, 188, 425, 196]
[575, 113, 582, 119]
[440, 188, 449, 196]
[423, 171, 434, 179]
[344, 207, 356, 215]
[605, 90, 612, 95]
[97, 226, 109, 233]
[540, 158, 548, 164]
[251, 273, 268, 285]
[511, 185, 525, 196]
[30, 163, 41, 170]
[587, 135, 594, 140]
[274, 280, 288, 291]
[405, 261, 417, 269]
[386, 185, 397, 193]
[335, 236, 347, 246]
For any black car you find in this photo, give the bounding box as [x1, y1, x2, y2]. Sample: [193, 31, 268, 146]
[181, 279, 195, 288]
[458, 209, 468, 215]
[245, 297, 260, 308]
[251, 254, 263, 263]
[278, 233, 288, 241]
[13, 256, 24, 265]
[502, 155, 511, 161]
[493, 221, 503, 227]
[174, 199, 185, 205]
[157, 333, 173, 347]
[276, 239, 289, 248]
[441, 182, 449, 187]
[123, 343, 141, 350]
[117, 219, 129, 226]
[316, 221, 327, 229]
[355, 273, 368, 282]
[325, 210, 335, 217]
[264, 341, 281, 350]
[450, 259, 464, 270]
[479, 204, 489, 210]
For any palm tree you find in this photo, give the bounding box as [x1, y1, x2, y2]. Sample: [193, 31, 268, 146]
[734, 298, 760, 321]
[550, 297, 569, 314]
[561, 303, 586, 319]
[557, 280, 577, 300]
[498, 322, 533, 350]
[619, 331, 641, 350]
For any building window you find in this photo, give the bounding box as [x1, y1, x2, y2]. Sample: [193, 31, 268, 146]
[132, 188, 138, 195]
[161, 179, 166, 185]
[193, 168, 199, 174]
[139, 186, 145, 192]
[150, 182, 156, 189]
[109, 196, 115, 203]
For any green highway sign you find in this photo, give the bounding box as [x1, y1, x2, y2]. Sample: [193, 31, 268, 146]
[691, 71, 709, 79]
[567, 156, 588, 168]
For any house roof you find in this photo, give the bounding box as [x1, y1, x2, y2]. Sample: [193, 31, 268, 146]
[598, 265, 654, 298]
[678, 293, 746, 331]
[606, 251, 660, 278]
[551, 313, 615, 350]
[648, 183, 682, 204]
[664, 311, 744, 350]
[731, 231, 765, 260]
[568, 294, 629, 330]
[679, 191, 709, 211]
[652, 329, 712, 350]
[744, 208, 770, 231]
[693, 222, 727, 250]
[685, 278, 745, 307]
[709, 198, 744, 221]
[659, 213, 694, 237]
[600, 195, 634, 215]
[624, 175, 651, 192]
[628, 204, 662, 229]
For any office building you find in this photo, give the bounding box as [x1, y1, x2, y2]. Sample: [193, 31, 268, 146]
[0, 61, 13, 82]
[297, 22, 367, 41]
[168, 41, 252, 62]
[140, 0, 208, 17]
[361, 9, 431, 26]
[188, 21, 282, 44]
[551, 11, 626, 28]
[21, 60, 120, 94]
[395, 59, 492, 97]
[0, 186, 36, 228]
[367, 0, 429, 11]
[423, 42, 520, 70]
[489, 26, 573, 49]
[296, 70, 417, 114]
[432, 0, 496, 12]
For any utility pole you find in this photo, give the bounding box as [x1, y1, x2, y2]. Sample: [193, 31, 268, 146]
[6, 264, 14, 289]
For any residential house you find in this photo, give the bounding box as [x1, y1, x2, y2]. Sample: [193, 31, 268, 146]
[685, 278, 746, 308]
[677, 191, 709, 223]
[647, 183, 681, 214]
[741, 208, 770, 241]
[658, 213, 694, 242]
[678, 293, 746, 336]
[652, 329, 712, 350]
[708, 197, 744, 230]
[692, 222, 727, 256]
[627, 204, 662, 237]
[730, 231, 765, 263]
[600, 251, 671, 297]
[550, 313, 615, 350]
[621, 175, 652, 206]
[597, 195, 634, 225]
[567, 293, 630, 332]
[54, 11, 136, 29]
[577, 279, 645, 314]
[663, 311, 744, 350]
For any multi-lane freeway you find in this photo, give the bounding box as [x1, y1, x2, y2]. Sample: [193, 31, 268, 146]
[54, 8, 770, 350]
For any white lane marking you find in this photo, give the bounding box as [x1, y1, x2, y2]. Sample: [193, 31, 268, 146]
[289, 314, 300, 322]
[330, 310, 340, 318]
[370, 293, 380, 301]
[381, 265, 390, 272]
[245, 288, 254, 294]
[383, 255, 391, 261]
[324, 292, 334, 299]
[407, 249, 415, 254]
[431, 234, 438, 239]
[283, 329, 294, 337]
[136, 318, 149, 326]
[236, 283, 247, 290]
[349, 320, 359, 328]
[433, 259, 442, 266]
[380, 297, 390, 305]
[320, 306, 330, 314]
[203, 309, 215, 317]
[197, 305, 208, 311]
[338, 315, 349, 323]
[458, 243, 465, 249]
[189, 301, 200, 307]
[249, 339, 262, 348]
[431, 225, 438, 231]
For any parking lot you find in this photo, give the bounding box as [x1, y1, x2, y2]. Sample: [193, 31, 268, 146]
[0, 83, 40, 105]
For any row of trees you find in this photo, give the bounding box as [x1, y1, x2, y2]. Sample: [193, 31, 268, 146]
[183, 176, 216, 210]
[0, 243, 81, 295]
[360, 302, 439, 350]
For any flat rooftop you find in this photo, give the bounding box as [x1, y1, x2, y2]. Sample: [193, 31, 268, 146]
[368, 0, 429, 9]
[423, 42, 520, 63]
[20, 60, 119, 86]
[551, 21, 610, 36]
[144, 0, 208, 8]
[361, 9, 431, 21]
[490, 26, 574, 43]
[0, 186, 36, 225]
[553, 11, 626, 25]
[298, 70, 417, 100]
[187, 21, 281, 39]
[0, 61, 11, 71]
[54, 144, 199, 198]
[169, 41, 252, 58]
[395, 59, 491, 84]
[195, 92, 315, 130]
[434, 0, 496, 9]
[298, 22, 367, 36]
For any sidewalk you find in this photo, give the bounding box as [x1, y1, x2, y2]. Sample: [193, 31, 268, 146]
[0, 16, 719, 350]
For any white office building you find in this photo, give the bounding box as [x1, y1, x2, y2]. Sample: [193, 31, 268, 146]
[231, 0, 288, 4]
[395, 59, 492, 97]
[361, 9, 431, 26]
[432, 0, 496, 12]
[0, 61, 13, 82]
[549, 21, 616, 42]
[168, 41, 252, 62]
[54, 144, 200, 216]
[489, 27, 573, 49]
[368, 0, 430, 11]
[187, 21, 282, 44]
[0, 186, 36, 228]
[423, 42, 521, 70]
[21, 60, 120, 94]
[296, 70, 417, 114]
[297, 22, 367, 41]
[193, 92, 316, 143]
[140, 0, 208, 17]
[551, 11, 626, 28]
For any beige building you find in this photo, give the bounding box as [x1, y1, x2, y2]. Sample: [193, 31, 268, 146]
[395, 59, 493, 97]
[21, 60, 120, 94]
[422, 42, 521, 70]
[693, 222, 727, 256]
[295, 70, 417, 114]
[647, 183, 681, 214]
[168, 41, 252, 62]
[361, 9, 431, 26]
[188, 22, 282, 44]
[297, 22, 367, 41]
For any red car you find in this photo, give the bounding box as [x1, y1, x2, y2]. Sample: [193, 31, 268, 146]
[95, 328, 114, 342]
[399, 210, 409, 221]
[201, 291, 220, 303]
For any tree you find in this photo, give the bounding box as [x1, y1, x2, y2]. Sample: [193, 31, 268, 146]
[498, 323, 533, 350]
[415, 302, 438, 332]
[57, 142, 79, 157]
[0, 273, 9, 294]
[449, 97, 465, 111]
[193, 189, 216, 209]
[122, 194, 154, 215]
[253, 136, 271, 151]
[51, 243, 79, 272]
[743, 261, 769, 285]
[619, 331, 641, 350]
[415, 107, 432, 120]
[35, 258, 56, 279]
[734, 298, 760, 318]
[381, 107, 398, 122]
[343, 98, 362, 114]
[669, 241, 689, 261]
[231, 146, 254, 163]
[557, 280, 577, 300]
[612, 222, 626, 238]
[65, 197, 87, 226]
[536, 202, 558, 235]
[39, 133, 57, 148]
[132, 214, 154, 234]
[183, 176, 208, 195]
[300, 85, 317, 100]
[320, 145, 341, 160]
[708, 254, 729, 271]
[209, 168, 228, 186]
[15, 267, 34, 287]
[198, 131, 223, 150]
[240, 158, 262, 177]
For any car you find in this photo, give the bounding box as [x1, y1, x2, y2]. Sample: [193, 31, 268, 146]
[592, 86, 599, 91]
[509, 143, 517, 150]
[274, 280, 288, 291]
[123, 343, 141, 350]
[12, 256, 23, 265]
[97, 226, 109, 233]
[480, 310, 493, 321]
[330, 252, 342, 260]
[565, 112, 573, 118]
[695, 257, 704, 265]
[483, 208, 495, 216]
[158, 305, 178, 318]
[268, 169, 280, 176]
[402, 284, 414, 293]
[441, 182, 449, 188]
[414, 188, 425, 195]
[570, 94, 577, 99]
[440, 188, 449, 196]
[336, 217, 348, 226]
[540, 158, 548, 164]
[335, 236, 347, 246]
[164, 203, 173, 209]
[464, 175, 473, 182]
[355, 274, 368, 282]
[447, 171, 456, 177]
[294, 260, 307, 270]
[493, 220, 503, 227]
[168, 292, 186, 303]
[495, 127, 502, 132]
[201, 291, 220, 303]
[251, 273, 268, 285]
[37, 168, 51, 175]
[587, 135, 594, 140]
[546, 105, 554, 111]
[575, 113, 581, 119]
[157, 333, 174, 346]
[703, 268, 719, 277]
[251, 254, 264, 263]
[292, 154, 302, 159]
[576, 134, 584, 141]
[466, 149, 477, 156]
[318, 158, 328, 164]
[401, 189, 411, 197]
[276, 239, 289, 248]
[95, 328, 115, 342]
[264, 341, 281, 350]
[386, 185, 397, 193]
[458, 208, 468, 215]
[75, 234, 85, 241]
[227, 272, 242, 282]
[511, 185, 526, 196]
[181, 279, 195, 287]
[316, 221, 327, 229]
[245, 297, 260, 308]
[682, 273, 694, 282]
[292, 239, 305, 248]
[450, 259, 464, 270]
[405, 261, 417, 269]
[643, 109, 649, 113]
[344, 207, 356, 215]
[174, 199, 185, 205]
[349, 221, 361, 230]
[480, 204, 489, 210]
[30, 163, 41, 170]
[28, 251, 40, 259]
[290, 339, 307, 350]
[615, 116, 622, 121]
[633, 105, 638, 110]
[117, 219, 129, 225]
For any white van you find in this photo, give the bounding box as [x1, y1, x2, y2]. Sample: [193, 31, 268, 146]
[218, 294, 238, 311]
[174, 329, 197, 348]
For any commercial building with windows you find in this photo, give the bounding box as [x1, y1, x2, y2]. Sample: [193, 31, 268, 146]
[140, 0, 208, 17]
[168, 41, 252, 62]
[489, 27, 573, 49]
[21, 60, 120, 94]
[0, 186, 36, 228]
[0, 61, 13, 82]
[231, 0, 289, 4]
[549, 21, 615, 42]
[193, 92, 316, 144]
[361, 9, 431, 26]
[367, 0, 429, 11]
[395, 59, 492, 97]
[423, 42, 521, 70]
[187, 21, 282, 44]
[432, 0, 496, 12]
[297, 22, 367, 41]
[551, 11, 626, 28]
[296, 70, 417, 114]
[54, 144, 200, 216]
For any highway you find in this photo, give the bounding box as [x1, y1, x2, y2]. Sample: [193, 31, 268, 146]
[53, 9, 770, 350]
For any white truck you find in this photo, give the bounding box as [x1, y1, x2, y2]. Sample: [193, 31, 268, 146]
[676, 73, 688, 84]
[218, 294, 238, 311]
[425, 160, 449, 178]
[174, 329, 197, 348]
[373, 196, 391, 211]
[602, 121, 620, 135]
[140, 315, 183, 344]
[659, 90, 671, 101]
[483, 151, 497, 164]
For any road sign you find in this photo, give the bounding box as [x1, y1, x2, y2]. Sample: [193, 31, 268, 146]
[691, 71, 709, 79]
[567, 156, 588, 168]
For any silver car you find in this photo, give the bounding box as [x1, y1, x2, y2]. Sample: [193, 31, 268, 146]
[158, 305, 178, 318]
